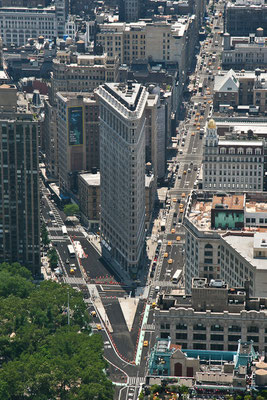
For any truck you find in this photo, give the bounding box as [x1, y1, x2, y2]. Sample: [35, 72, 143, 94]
[62, 225, 67, 237]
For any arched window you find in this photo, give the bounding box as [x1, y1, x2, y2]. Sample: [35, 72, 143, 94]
[220, 147, 226, 154]
[237, 147, 244, 155]
[205, 243, 213, 249]
[229, 147, 235, 154]
[246, 147, 252, 155]
[255, 148, 261, 155]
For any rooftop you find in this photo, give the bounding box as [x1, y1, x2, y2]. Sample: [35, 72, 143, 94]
[222, 233, 267, 270]
[79, 172, 100, 186]
[212, 195, 245, 211]
[218, 139, 263, 146]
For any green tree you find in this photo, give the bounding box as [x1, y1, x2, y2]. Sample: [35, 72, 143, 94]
[0, 263, 112, 400]
[139, 391, 145, 400]
[47, 248, 58, 269]
[64, 203, 79, 216]
[41, 223, 50, 246]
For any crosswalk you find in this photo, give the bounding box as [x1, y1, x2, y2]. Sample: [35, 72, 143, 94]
[128, 377, 145, 386]
[64, 277, 85, 285]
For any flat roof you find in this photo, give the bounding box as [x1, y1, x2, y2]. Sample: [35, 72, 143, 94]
[212, 195, 245, 211]
[79, 172, 100, 186]
[222, 234, 267, 270]
[218, 140, 263, 146]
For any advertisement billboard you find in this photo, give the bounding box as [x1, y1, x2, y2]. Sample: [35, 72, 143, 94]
[68, 107, 83, 146]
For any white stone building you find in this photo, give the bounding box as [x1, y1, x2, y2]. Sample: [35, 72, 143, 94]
[96, 82, 148, 276]
[203, 119, 264, 192]
[0, 6, 58, 46]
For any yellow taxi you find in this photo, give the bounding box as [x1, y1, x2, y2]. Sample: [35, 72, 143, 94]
[164, 252, 169, 258]
[171, 228, 176, 234]
[176, 236, 181, 241]
[167, 241, 172, 246]
[191, 132, 195, 136]
[183, 170, 187, 175]
[70, 268, 75, 275]
[143, 340, 148, 347]
[96, 324, 102, 331]
[172, 198, 177, 203]
[151, 302, 156, 309]
[181, 193, 186, 198]
[168, 259, 173, 264]
[91, 311, 96, 317]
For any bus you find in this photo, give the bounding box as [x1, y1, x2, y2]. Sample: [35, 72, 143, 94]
[62, 225, 67, 237]
[67, 244, 75, 258]
[172, 269, 182, 284]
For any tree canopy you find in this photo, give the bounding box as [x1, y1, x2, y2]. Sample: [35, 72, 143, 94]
[64, 204, 80, 216]
[0, 262, 114, 400]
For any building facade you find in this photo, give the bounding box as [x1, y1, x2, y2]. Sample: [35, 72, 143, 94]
[96, 18, 196, 82]
[184, 192, 267, 297]
[0, 6, 58, 46]
[0, 84, 40, 275]
[78, 172, 100, 230]
[56, 91, 99, 194]
[225, 1, 267, 37]
[155, 278, 267, 353]
[51, 52, 119, 105]
[97, 82, 147, 276]
[203, 119, 264, 192]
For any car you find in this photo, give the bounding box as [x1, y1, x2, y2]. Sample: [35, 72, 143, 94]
[154, 256, 158, 262]
[150, 271, 154, 278]
[65, 258, 69, 264]
[183, 170, 187, 175]
[188, 168, 192, 173]
[178, 176, 181, 179]
[143, 340, 148, 347]
[96, 324, 102, 331]
[194, 166, 198, 171]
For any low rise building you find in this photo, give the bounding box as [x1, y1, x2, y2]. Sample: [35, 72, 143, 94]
[155, 277, 267, 353]
[78, 172, 100, 230]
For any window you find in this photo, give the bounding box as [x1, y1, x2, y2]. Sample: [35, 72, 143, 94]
[247, 326, 259, 333]
[176, 324, 187, 330]
[229, 325, 241, 332]
[228, 335, 241, 342]
[193, 324, 206, 331]
[193, 333, 206, 340]
[211, 344, 224, 350]
[247, 336, 259, 342]
[210, 334, 224, 341]
[176, 333, 187, 340]
[211, 325, 223, 332]
[193, 343, 206, 350]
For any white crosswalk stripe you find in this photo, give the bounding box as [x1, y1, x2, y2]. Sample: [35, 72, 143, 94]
[64, 277, 85, 285]
[128, 377, 145, 386]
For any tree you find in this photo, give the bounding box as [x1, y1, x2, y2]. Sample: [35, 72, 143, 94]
[0, 263, 113, 400]
[47, 248, 58, 269]
[41, 223, 50, 247]
[138, 391, 145, 400]
[64, 204, 79, 216]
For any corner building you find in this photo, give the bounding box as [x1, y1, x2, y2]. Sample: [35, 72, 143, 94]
[96, 82, 147, 276]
